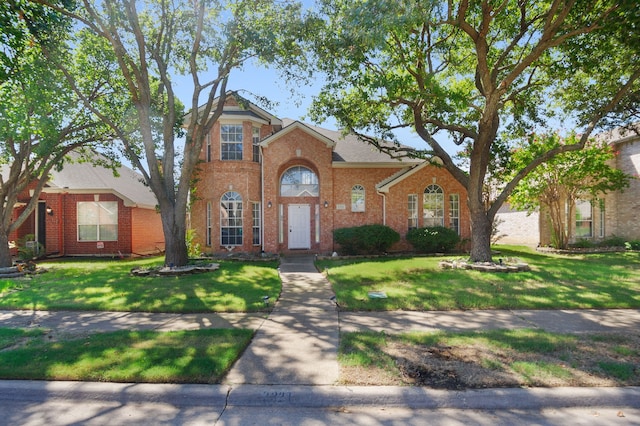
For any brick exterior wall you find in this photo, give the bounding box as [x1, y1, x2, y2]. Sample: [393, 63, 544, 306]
[190, 105, 472, 255]
[12, 191, 162, 257]
[132, 208, 165, 255]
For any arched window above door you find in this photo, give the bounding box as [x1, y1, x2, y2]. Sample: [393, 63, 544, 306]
[280, 166, 319, 197]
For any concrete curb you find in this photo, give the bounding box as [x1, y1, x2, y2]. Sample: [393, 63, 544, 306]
[2, 381, 639, 410]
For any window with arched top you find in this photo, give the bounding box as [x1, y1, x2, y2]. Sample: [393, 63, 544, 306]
[423, 184, 444, 227]
[351, 184, 365, 212]
[280, 166, 319, 197]
[220, 191, 242, 246]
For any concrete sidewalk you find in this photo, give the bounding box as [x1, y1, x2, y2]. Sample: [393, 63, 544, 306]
[1, 253, 640, 412]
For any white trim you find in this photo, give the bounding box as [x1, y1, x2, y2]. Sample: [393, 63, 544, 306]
[38, 188, 155, 209]
[260, 121, 336, 148]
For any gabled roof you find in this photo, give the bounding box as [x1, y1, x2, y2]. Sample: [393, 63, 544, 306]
[41, 152, 158, 209]
[185, 90, 282, 127]
[279, 119, 422, 165]
[375, 158, 443, 193]
[260, 120, 336, 148]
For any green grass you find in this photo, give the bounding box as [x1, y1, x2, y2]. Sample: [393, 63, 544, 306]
[317, 246, 640, 310]
[339, 329, 640, 387]
[0, 257, 280, 313]
[0, 328, 252, 383]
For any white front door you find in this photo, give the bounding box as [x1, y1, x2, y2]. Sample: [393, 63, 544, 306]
[288, 204, 311, 249]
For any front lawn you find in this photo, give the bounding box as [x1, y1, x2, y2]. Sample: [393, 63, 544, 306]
[0, 257, 280, 313]
[339, 329, 640, 388]
[0, 327, 251, 383]
[317, 246, 640, 310]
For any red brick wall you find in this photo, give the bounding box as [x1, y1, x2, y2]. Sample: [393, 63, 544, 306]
[262, 127, 335, 253]
[132, 207, 165, 255]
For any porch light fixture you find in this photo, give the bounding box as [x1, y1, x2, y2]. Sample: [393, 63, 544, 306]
[267, 201, 272, 208]
[324, 200, 329, 208]
[46, 206, 54, 216]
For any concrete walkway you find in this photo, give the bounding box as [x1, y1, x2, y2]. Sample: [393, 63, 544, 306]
[1, 254, 640, 388]
[224, 255, 340, 385]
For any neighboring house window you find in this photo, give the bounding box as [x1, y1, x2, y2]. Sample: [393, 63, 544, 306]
[575, 199, 593, 238]
[252, 201, 261, 246]
[77, 201, 118, 241]
[449, 194, 460, 234]
[206, 201, 212, 246]
[205, 132, 212, 162]
[220, 191, 242, 246]
[423, 184, 444, 227]
[408, 194, 418, 230]
[351, 184, 365, 212]
[252, 127, 261, 163]
[280, 166, 319, 197]
[221, 124, 243, 160]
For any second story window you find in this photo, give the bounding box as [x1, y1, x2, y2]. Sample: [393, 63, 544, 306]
[221, 124, 243, 160]
[252, 127, 261, 163]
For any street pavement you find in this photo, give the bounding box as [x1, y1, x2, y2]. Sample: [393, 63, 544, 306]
[0, 255, 639, 425]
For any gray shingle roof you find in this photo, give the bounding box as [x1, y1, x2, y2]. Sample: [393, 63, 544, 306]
[280, 119, 421, 164]
[45, 152, 158, 209]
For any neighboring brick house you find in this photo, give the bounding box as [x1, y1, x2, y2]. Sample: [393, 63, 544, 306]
[10, 153, 165, 257]
[190, 93, 471, 255]
[497, 127, 640, 247]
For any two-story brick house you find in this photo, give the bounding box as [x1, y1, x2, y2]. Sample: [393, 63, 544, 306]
[191, 93, 471, 255]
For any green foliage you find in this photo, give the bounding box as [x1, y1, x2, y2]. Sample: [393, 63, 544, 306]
[305, 0, 640, 262]
[598, 236, 626, 247]
[626, 240, 640, 251]
[569, 239, 596, 249]
[406, 226, 460, 253]
[16, 234, 44, 261]
[333, 224, 400, 255]
[186, 228, 201, 258]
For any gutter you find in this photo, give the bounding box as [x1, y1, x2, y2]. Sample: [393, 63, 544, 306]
[377, 190, 386, 226]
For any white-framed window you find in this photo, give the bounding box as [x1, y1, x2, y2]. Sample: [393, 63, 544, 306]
[205, 132, 212, 162]
[77, 201, 118, 241]
[423, 184, 444, 227]
[449, 194, 460, 234]
[575, 199, 593, 238]
[206, 201, 212, 246]
[408, 194, 418, 230]
[252, 201, 261, 245]
[220, 191, 242, 246]
[351, 184, 365, 212]
[252, 127, 261, 163]
[280, 166, 319, 197]
[221, 124, 243, 160]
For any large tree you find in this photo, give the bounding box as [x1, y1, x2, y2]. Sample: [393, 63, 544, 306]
[508, 133, 632, 249]
[306, 0, 640, 262]
[0, 0, 112, 267]
[34, 0, 307, 267]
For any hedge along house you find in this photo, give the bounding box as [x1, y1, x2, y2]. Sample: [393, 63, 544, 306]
[190, 93, 471, 255]
[9, 152, 165, 258]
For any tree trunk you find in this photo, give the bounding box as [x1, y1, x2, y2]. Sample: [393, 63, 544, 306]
[160, 207, 189, 267]
[0, 231, 12, 268]
[469, 207, 494, 263]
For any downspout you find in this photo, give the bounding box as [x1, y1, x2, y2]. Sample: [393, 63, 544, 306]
[377, 190, 386, 226]
[260, 144, 265, 253]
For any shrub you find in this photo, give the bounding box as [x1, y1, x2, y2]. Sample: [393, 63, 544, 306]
[333, 224, 400, 255]
[598, 235, 626, 247]
[626, 240, 640, 251]
[569, 239, 595, 249]
[17, 234, 44, 261]
[406, 226, 460, 253]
